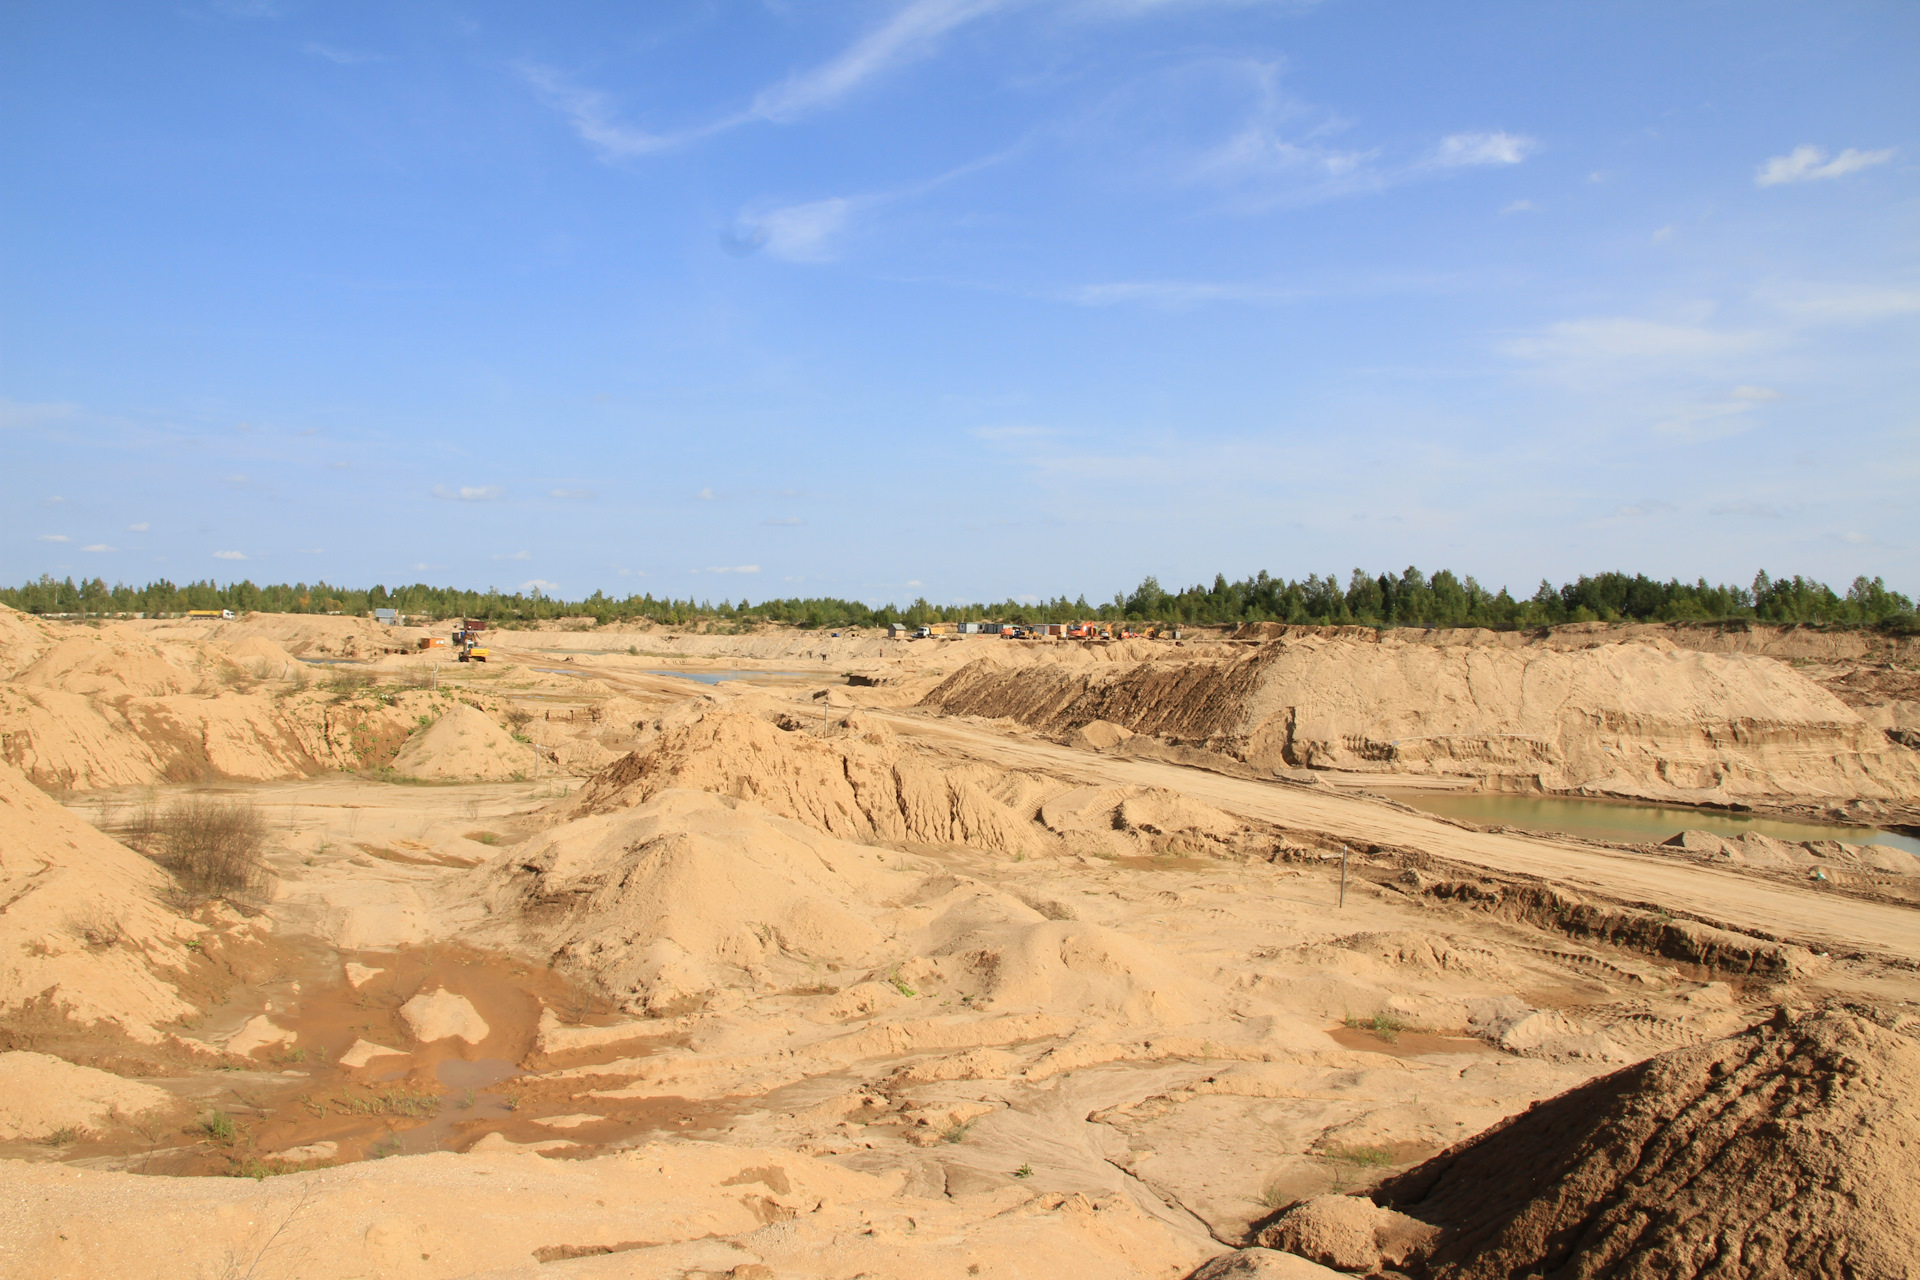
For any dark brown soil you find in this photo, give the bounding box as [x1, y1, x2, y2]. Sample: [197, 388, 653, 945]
[1372, 1008, 1920, 1279]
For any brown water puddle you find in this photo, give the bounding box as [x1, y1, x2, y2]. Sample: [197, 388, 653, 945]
[123, 944, 730, 1177]
[1325, 1026, 1498, 1058]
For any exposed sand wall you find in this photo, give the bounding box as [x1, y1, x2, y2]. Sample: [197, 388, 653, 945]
[922, 634, 1920, 805]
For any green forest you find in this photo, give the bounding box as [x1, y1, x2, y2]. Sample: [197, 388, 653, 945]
[2, 567, 1914, 633]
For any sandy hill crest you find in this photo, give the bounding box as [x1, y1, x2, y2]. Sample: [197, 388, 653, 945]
[0, 758, 207, 1039]
[1363, 1008, 1920, 1279]
[566, 703, 1268, 861]
[389, 703, 540, 782]
[922, 635, 1920, 806]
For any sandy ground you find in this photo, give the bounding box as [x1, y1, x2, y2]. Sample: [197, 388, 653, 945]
[2, 610, 1917, 1279]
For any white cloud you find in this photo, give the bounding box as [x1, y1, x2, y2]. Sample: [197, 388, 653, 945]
[0, 399, 80, 429]
[1613, 499, 1676, 518]
[517, 64, 709, 159]
[1762, 287, 1920, 324]
[519, 579, 561, 594]
[1501, 199, 1537, 214]
[127, 522, 150, 532]
[82, 544, 115, 552]
[304, 42, 382, 65]
[752, 0, 1008, 121]
[1501, 317, 1768, 367]
[1730, 385, 1781, 402]
[432, 485, 502, 501]
[1755, 145, 1894, 187]
[494, 551, 532, 561]
[1065, 280, 1300, 307]
[906, 579, 924, 587]
[1655, 387, 1783, 440]
[1433, 131, 1534, 167]
[43, 495, 67, 505]
[548, 488, 592, 500]
[1650, 225, 1674, 244]
[705, 565, 761, 574]
[763, 516, 805, 526]
[696, 487, 717, 500]
[731, 198, 856, 263]
[34, 534, 69, 543]
[213, 550, 248, 560]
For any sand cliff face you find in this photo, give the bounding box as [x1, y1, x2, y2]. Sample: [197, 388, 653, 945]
[922, 634, 1920, 805]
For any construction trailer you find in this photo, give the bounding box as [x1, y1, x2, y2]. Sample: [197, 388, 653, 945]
[186, 609, 236, 620]
[373, 608, 404, 626]
[887, 623, 910, 638]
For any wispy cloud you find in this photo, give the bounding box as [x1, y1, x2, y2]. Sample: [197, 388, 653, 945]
[1064, 280, 1301, 307]
[762, 516, 805, 526]
[213, 550, 248, 560]
[34, 534, 69, 543]
[432, 484, 502, 501]
[752, 0, 1009, 121]
[1501, 199, 1537, 214]
[703, 564, 760, 574]
[1431, 131, 1534, 167]
[729, 197, 857, 262]
[82, 543, 115, 552]
[519, 578, 561, 594]
[304, 42, 383, 65]
[127, 522, 150, 532]
[696, 487, 717, 500]
[1756, 144, 1894, 186]
[1501, 316, 1770, 369]
[494, 550, 532, 561]
[1760, 286, 1920, 324]
[0, 399, 80, 429]
[548, 487, 593, 500]
[517, 64, 730, 160]
[1613, 499, 1676, 518]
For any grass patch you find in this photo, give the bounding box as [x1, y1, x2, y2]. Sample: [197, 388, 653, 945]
[941, 1120, 975, 1144]
[1318, 1144, 1394, 1168]
[42, 1126, 82, 1146]
[332, 1088, 438, 1119]
[887, 966, 917, 998]
[1344, 1013, 1406, 1044]
[465, 831, 502, 845]
[199, 1110, 237, 1144]
[1013, 1162, 1033, 1179]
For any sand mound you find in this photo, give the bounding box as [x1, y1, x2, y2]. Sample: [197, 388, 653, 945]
[0, 1051, 178, 1140]
[14, 631, 203, 699]
[1256, 1194, 1436, 1272]
[485, 788, 918, 1013]
[922, 635, 1920, 805]
[389, 703, 539, 781]
[0, 604, 56, 674]
[0, 759, 205, 1036]
[570, 706, 1053, 858]
[1371, 1009, 1920, 1279]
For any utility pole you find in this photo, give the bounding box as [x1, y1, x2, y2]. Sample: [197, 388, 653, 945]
[1338, 844, 1349, 909]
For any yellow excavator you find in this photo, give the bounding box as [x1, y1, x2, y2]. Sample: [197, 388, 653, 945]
[453, 619, 490, 662]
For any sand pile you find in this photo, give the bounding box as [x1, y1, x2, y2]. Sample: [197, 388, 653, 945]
[389, 703, 540, 781]
[0, 1051, 179, 1140]
[2, 1139, 1213, 1280]
[484, 788, 919, 1012]
[923, 634, 1920, 805]
[0, 604, 56, 673]
[570, 706, 1053, 857]
[0, 759, 206, 1038]
[1364, 1008, 1920, 1279]
[13, 629, 204, 699]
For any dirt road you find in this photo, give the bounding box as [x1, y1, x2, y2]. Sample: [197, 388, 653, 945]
[879, 710, 1920, 966]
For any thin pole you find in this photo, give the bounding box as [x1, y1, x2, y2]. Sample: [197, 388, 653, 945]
[1338, 844, 1349, 909]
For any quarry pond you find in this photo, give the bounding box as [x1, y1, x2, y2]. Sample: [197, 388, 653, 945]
[1378, 789, 1920, 857]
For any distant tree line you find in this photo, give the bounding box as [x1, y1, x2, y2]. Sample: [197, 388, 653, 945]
[3, 568, 1913, 633]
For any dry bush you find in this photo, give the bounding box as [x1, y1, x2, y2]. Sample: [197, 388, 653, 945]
[151, 797, 275, 905]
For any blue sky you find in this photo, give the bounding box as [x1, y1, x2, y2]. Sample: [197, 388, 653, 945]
[3, 1, 1915, 606]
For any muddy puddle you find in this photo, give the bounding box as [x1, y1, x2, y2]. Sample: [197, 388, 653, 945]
[1325, 1025, 1499, 1058]
[45, 943, 736, 1179]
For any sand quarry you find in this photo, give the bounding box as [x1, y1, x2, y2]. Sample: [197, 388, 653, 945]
[1, 606, 1918, 1280]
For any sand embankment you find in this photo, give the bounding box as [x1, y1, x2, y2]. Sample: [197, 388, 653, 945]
[921, 632, 1920, 807]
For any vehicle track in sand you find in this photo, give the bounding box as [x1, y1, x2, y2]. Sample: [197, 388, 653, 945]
[872, 709, 1920, 966]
